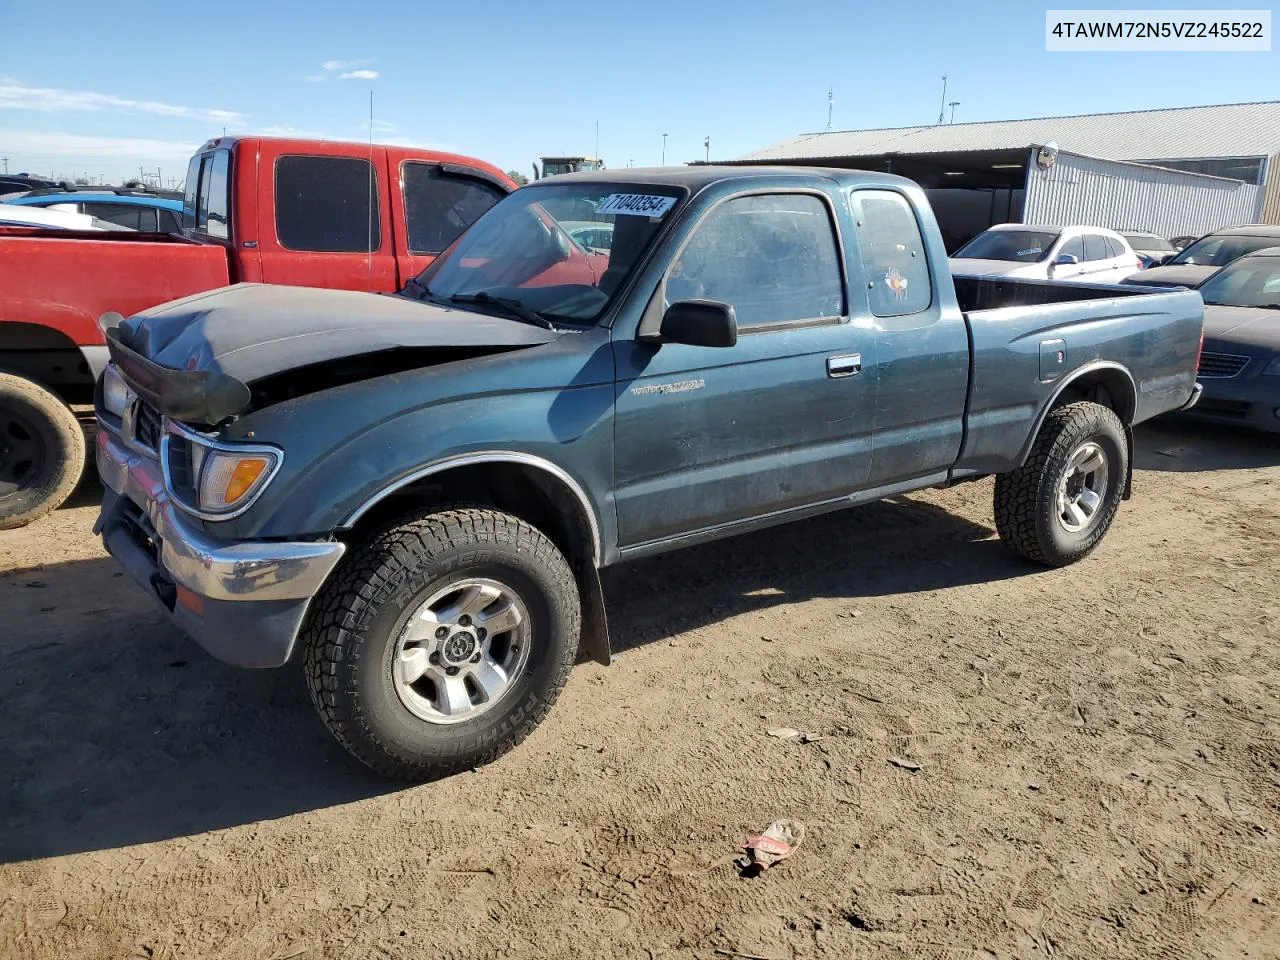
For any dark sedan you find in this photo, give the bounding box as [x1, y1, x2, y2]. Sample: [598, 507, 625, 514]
[1123, 225, 1280, 290]
[1185, 247, 1280, 433]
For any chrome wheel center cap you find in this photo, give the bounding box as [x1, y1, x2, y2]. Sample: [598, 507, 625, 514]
[442, 631, 477, 664]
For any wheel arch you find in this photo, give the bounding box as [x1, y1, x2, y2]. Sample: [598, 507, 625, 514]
[1016, 361, 1137, 470]
[340, 452, 611, 665]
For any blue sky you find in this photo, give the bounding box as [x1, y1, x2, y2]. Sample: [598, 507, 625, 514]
[0, 0, 1274, 184]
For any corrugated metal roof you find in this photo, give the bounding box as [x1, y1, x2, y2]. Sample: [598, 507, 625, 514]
[737, 101, 1280, 163]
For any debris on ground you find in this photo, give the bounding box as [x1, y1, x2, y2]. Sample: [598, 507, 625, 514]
[736, 819, 805, 876]
[888, 756, 922, 772]
[766, 728, 823, 744]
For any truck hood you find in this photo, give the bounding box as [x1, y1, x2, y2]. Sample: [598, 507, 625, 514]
[108, 283, 558, 423]
[1203, 304, 1280, 351]
[1120, 264, 1217, 289]
[119, 282, 557, 384]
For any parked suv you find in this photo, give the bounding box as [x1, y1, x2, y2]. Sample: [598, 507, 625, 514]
[950, 224, 1141, 284]
[7, 188, 183, 232]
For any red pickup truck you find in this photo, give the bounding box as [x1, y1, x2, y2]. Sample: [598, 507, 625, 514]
[0, 135, 518, 528]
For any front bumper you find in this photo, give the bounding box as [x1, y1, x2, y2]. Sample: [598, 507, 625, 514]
[1178, 376, 1280, 434]
[94, 428, 346, 667]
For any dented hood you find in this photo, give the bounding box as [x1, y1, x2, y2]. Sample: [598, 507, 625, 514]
[118, 282, 557, 384]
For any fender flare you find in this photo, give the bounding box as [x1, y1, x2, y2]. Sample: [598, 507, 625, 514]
[1016, 360, 1138, 469]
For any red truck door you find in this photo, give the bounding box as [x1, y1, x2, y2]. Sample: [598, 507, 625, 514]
[389, 153, 511, 281]
[254, 140, 399, 292]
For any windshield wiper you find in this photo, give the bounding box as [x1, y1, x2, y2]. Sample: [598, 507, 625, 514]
[446, 292, 557, 331]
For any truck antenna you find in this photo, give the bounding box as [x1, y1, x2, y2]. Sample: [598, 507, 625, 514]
[367, 90, 375, 292]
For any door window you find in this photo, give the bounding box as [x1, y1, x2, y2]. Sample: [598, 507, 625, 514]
[667, 193, 844, 330]
[82, 203, 144, 231]
[1057, 236, 1085, 262]
[402, 163, 505, 255]
[1083, 234, 1110, 262]
[850, 190, 931, 317]
[275, 155, 380, 252]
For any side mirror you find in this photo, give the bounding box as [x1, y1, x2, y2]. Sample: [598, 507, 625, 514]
[656, 300, 737, 348]
[1054, 253, 1080, 266]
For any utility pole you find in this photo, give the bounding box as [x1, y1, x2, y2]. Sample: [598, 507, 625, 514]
[594, 121, 599, 160]
[826, 87, 833, 131]
[948, 101, 959, 124]
[662, 133, 668, 166]
[0, 157, 7, 174]
[937, 75, 948, 125]
[704, 136, 710, 163]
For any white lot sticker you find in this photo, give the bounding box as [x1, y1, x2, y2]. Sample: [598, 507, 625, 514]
[597, 193, 677, 217]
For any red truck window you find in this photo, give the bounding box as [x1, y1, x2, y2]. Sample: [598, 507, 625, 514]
[402, 163, 505, 255]
[275, 155, 382, 253]
[186, 149, 231, 239]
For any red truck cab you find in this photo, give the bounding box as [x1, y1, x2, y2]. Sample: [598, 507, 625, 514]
[0, 136, 520, 528]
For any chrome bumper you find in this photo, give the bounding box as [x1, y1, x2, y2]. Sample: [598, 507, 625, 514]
[94, 428, 346, 667]
[1177, 382, 1204, 412]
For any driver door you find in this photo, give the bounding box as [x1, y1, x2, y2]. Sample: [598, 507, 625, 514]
[611, 191, 878, 551]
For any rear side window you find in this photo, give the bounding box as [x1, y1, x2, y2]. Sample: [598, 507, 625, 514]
[402, 163, 505, 255]
[668, 193, 844, 330]
[1106, 236, 1126, 258]
[1083, 234, 1110, 262]
[158, 209, 181, 233]
[275, 155, 381, 253]
[189, 149, 231, 238]
[851, 190, 931, 317]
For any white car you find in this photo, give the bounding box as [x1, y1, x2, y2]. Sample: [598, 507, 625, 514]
[0, 202, 116, 231]
[950, 224, 1142, 284]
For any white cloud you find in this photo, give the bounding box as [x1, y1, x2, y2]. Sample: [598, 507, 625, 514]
[339, 70, 380, 81]
[0, 129, 198, 159]
[322, 58, 375, 71]
[369, 119, 396, 133]
[303, 74, 327, 83]
[0, 79, 244, 123]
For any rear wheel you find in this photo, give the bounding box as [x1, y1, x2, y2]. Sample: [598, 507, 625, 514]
[993, 401, 1127, 567]
[0, 374, 85, 530]
[302, 506, 581, 780]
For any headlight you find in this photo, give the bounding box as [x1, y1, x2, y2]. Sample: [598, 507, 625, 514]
[1262, 357, 1280, 376]
[162, 420, 281, 519]
[101, 365, 132, 419]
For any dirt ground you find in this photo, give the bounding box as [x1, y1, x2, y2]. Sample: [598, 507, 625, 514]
[2, 419, 1279, 960]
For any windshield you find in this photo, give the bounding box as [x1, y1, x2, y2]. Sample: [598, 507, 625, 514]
[1199, 255, 1280, 308]
[1170, 233, 1280, 267]
[953, 229, 1060, 263]
[407, 182, 683, 325]
[1123, 233, 1173, 253]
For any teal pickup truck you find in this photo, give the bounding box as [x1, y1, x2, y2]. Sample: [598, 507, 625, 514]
[94, 166, 1204, 779]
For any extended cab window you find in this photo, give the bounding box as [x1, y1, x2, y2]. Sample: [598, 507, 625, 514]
[403, 163, 505, 255]
[851, 190, 931, 317]
[276, 155, 380, 253]
[667, 193, 843, 330]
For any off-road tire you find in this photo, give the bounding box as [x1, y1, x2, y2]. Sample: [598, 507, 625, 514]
[0, 374, 86, 530]
[994, 401, 1127, 567]
[302, 506, 581, 780]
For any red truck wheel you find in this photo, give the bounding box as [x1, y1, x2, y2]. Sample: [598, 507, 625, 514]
[0, 374, 86, 530]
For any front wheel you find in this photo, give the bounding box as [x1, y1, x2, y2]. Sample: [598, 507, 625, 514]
[302, 506, 581, 780]
[993, 401, 1128, 567]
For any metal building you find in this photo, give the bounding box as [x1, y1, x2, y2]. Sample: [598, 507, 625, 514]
[727, 101, 1279, 250]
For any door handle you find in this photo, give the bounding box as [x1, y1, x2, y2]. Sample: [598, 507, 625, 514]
[827, 353, 862, 378]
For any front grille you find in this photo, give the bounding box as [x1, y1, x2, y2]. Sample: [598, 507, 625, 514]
[132, 401, 162, 451]
[1198, 352, 1250, 379]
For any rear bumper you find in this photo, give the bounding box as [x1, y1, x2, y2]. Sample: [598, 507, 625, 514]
[94, 428, 346, 667]
[1177, 382, 1203, 411]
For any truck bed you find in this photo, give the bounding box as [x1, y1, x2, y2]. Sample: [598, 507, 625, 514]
[952, 273, 1203, 475]
[0, 234, 230, 349]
